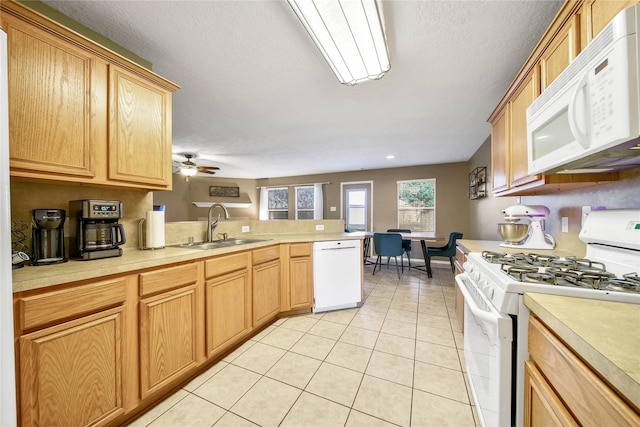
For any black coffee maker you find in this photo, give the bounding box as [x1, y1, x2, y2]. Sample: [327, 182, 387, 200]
[31, 209, 68, 265]
[69, 200, 126, 260]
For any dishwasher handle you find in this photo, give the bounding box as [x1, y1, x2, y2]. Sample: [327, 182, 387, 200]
[320, 246, 357, 251]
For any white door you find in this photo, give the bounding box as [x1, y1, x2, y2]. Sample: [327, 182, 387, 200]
[341, 182, 372, 232]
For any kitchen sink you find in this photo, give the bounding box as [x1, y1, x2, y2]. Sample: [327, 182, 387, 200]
[170, 238, 269, 250]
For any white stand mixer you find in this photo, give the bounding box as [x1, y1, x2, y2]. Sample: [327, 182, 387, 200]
[500, 205, 555, 249]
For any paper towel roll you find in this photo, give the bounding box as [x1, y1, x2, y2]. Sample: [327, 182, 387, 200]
[145, 211, 165, 248]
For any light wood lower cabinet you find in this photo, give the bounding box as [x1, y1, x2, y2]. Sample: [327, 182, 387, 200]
[252, 246, 281, 328]
[15, 276, 129, 427]
[13, 242, 345, 425]
[281, 243, 313, 312]
[526, 315, 640, 427]
[524, 360, 578, 427]
[138, 263, 200, 399]
[204, 252, 252, 357]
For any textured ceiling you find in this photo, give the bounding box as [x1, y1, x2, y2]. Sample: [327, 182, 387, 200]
[42, 0, 563, 179]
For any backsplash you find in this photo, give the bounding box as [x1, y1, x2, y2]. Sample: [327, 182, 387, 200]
[9, 180, 153, 253]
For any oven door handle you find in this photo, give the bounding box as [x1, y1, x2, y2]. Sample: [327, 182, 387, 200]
[456, 274, 513, 341]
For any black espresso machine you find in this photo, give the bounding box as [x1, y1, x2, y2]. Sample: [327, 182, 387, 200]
[69, 200, 126, 260]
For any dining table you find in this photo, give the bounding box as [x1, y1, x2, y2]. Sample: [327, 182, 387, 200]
[356, 231, 445, 278]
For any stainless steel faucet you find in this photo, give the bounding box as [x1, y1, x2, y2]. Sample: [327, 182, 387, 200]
[207, 203, 230, 242]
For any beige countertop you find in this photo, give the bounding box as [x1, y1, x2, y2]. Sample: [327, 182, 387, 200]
[524, 292, 640, 410]
[12, 232, 363, 293]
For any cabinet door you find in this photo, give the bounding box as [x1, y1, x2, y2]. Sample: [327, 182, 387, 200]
[491, 105, 510, 193]
[139, 285, 198, 399]
[108, 65, 172, 189]
[5, 15, 100, 179]
[253, 260, 281, 327]
[509, 68, 540, 187]
[19, 307, 125, 427]
[540, 15, 580, 91]
[582, 0, 637, 46]
[524, 361, 578, 427]
[205, 270, 251, 357]
[290, 256, 313, 309]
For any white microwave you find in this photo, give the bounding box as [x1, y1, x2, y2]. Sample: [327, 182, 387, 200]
[527, 5, 640, 175]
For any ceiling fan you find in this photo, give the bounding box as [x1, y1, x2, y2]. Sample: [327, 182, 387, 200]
[173, 154, 220, 176]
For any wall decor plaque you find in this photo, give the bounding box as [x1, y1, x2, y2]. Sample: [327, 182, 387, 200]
[209, 186, 240, 197]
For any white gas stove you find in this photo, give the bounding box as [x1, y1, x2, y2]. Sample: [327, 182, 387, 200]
[456, 209, 640, 427]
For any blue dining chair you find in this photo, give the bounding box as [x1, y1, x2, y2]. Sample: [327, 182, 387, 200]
[426, 232, 463, 273]
[387, 228, 412, 268]
[372, 233, 405, 279]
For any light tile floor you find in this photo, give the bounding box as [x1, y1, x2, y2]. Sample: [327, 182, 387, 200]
[127, 261, 479, 427]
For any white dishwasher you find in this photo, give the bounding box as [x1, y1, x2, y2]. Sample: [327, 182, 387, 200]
[313, 240, 362, 313]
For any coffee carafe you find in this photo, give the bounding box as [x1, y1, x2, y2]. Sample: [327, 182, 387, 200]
[31, 209, 67, 265]
[69, 200, 126, 260]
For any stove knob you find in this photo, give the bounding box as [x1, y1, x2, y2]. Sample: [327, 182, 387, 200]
[485, 286, 495, 299]
[463, 261, 472, 272]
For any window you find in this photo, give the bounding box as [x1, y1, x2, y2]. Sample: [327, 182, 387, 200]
[295, 186, 315, 220]
[267, 188, 289, 220]
[397, 179, 435, 232]
[345, 188, 367, 231]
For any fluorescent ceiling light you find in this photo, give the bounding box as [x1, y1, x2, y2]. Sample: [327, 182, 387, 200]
[288, 0, 390, 85]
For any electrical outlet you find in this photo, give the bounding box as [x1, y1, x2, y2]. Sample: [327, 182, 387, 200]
[242, 225, 250, 233]
[330, 206, 336, 212]
[316, 224, 325, 231]
[561, 217, 569, 233]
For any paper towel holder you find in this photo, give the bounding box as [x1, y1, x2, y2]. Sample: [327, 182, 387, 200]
[138, 217, 165, 250]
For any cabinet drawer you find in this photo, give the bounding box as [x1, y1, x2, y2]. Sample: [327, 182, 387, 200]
[290, 243, 312, 258]
[17, 277, 127, 331]
[253, 245, 280, 265]
[140, 262, 199, 296]
[528, 316, 640, 427]
[455, 246, 467, 269]
[205, 252, 250, 278]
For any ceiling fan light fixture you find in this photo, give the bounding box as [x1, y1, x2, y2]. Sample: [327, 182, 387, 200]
[180, 165, 198, 176]
[288, 0, 390, 85]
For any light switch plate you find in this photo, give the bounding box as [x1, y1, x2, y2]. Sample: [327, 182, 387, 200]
[242, 225, 250, 233]
[316, 224, 325, 231]
[561, 217, 569, 233]
[330, 206, 336, 212]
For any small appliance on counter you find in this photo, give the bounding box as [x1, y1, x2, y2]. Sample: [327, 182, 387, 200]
[31, 209, 67, 265]
[69, 200, 126, 260]
[498, 204, 555, 249]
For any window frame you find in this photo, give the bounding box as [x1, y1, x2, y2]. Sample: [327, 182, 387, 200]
[267, 187, 289, 220]
[397, 178, 436, 232]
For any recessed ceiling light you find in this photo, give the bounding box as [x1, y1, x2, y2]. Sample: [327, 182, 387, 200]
[386, 155, 395, 160]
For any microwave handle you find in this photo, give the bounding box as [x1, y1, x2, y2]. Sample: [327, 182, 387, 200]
[568, 73, 590, 148]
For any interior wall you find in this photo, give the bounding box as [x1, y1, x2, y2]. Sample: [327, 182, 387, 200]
[10, 180, 152, 251]
[255, 162, 471, 237]
[153, 174, 259, 222]
[520, 167, 640, 255]
[468, 136, 518, 240]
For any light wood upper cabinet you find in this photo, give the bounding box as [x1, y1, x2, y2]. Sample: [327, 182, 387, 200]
[509, 68, 540, 188]
[4, 14, 101, 179]
[1, 1, 179, 190]
[108, 65, 173, 188]
[581, 0, 637, 47]
[488, 0, 620, 196]
[490, 105, 510, 193]
[540, 15, 580, 90]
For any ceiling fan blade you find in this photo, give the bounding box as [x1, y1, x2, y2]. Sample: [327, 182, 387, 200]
[200, 170, 216, 175]
[198, 166, 220, 171]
